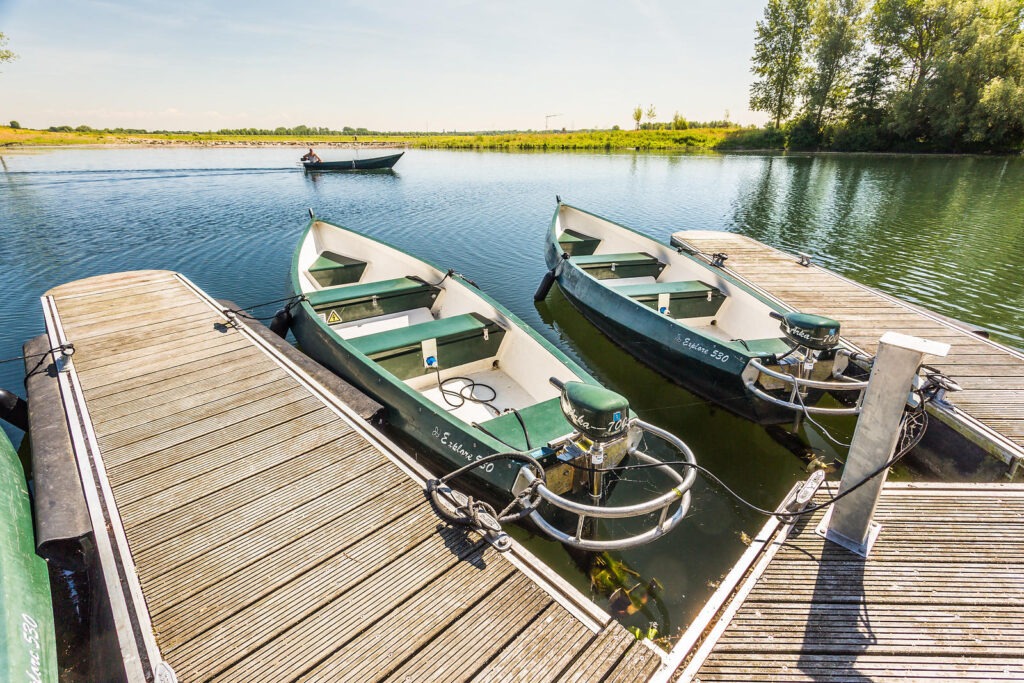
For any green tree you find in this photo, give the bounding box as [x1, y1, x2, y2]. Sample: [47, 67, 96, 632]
[8, 120, 19, 129]
[750, 0, 814, 128]
[671, 111, 688, 129]
[0, 32, 16, 66]
[803, 0, 866, 135]
[645, 104, 657, 127]
[632, 105, 642, 130]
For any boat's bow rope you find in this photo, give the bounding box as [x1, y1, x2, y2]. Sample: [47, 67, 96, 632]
[426, 452, 547, 551]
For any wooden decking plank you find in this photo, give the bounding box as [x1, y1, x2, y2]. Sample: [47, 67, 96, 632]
[142, 465, 412, 618]
[303, 558, 518, 682]
[117, 410, 343, 528]
[69, 320, 237, 372]
[555, 624, 636, 683]
[57, 286, 201, 324]
[130, 439, 380, 563]
[603, 643, 664, 683]
[384, 572, 551, 682]
[467, 602, 594, 683]
[46, 270, 177, 298]
[81, 344, 266, 402]
[59, 300, 214, 340]
[50, 278, 181, 307]
[90, 361, 282, 426]
[94, 368, 285, 437]
[76, 332, 251, 386]
[156, 487, 427, 650]
[68, 305, 216, 344]
[99, 387, 314, 470]
[69, 313, 232, 366]
[192, 531, 485, 683]
[123, 430, 372, 550]
[108, 402, 335, 500]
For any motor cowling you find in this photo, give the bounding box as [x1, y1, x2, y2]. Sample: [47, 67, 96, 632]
[777, 312, 841, 351]
[550, 378, 630, 443]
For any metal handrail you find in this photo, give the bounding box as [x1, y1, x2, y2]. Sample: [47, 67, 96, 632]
[744, 357, 869, 416]
[516, 419, 696, 550]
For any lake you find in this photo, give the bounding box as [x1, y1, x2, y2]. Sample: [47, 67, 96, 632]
[1, 146, 1021, 645]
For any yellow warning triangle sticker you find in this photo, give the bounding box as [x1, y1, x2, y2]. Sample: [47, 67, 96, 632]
[326, 310, 341, 324]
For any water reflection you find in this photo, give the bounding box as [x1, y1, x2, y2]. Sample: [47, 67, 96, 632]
[731, 154, 1024, 346]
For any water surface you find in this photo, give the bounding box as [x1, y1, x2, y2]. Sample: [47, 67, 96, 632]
[1, 147, 1020, 645]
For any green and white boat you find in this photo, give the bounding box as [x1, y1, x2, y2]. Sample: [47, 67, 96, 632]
[289, 215, 698, 549]
[538, 201, 868, 424]
[0, 429, 58, 683]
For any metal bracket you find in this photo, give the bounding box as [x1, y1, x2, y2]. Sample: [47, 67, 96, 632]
[798, 252, 813, 267]
[710, 252, 728, 268]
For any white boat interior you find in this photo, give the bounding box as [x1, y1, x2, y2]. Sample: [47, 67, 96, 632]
[297, 220, 583, 446]
[555, 205, 786, 346]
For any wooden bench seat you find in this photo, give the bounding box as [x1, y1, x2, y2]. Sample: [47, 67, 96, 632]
[570, 252, 666, 280]
[350, 313, 505, 380]
[612, 279, 726, 318]
[307, 277, 439, 326]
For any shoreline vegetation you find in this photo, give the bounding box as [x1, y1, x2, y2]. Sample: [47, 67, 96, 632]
[0, 125, 750, 151]
[1, 124, 1020, 154]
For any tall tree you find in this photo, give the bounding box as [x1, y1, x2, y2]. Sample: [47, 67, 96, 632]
[750, 0, 814, 127]
[632, 105, 642, 130]
[0, 32, 16, 66]
[803, 0, 867, 132]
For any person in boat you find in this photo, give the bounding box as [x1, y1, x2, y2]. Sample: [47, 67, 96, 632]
[301, 147, 321, 163]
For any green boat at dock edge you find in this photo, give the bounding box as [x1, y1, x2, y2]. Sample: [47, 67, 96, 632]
[0, 429, 58, 683]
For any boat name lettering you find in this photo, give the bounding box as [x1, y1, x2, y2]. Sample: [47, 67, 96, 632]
[674, 336, 730, 364]
[435, 429, 494, 472]
[563, 404, 628, 434]
[21, 613, 42, 683]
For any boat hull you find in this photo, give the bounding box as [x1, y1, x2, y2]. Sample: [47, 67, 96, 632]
[544, 218, 805, 425]
[302, 151, 404, 171]
[0, 430, 58, 682]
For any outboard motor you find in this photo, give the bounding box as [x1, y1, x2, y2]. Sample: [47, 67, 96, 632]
[550, 378, 634, 500]
[775, 311, 841, 351]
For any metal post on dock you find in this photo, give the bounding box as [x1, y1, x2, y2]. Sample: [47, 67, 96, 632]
[818, 331, 949, 557]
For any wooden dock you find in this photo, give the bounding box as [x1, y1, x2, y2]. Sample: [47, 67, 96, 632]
[658, 483, 1024, 682]
[672, 231, 1024, 476]
[40, 270, 665, 682]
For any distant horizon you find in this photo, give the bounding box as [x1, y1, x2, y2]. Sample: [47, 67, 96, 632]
[0, 0, 771, 132]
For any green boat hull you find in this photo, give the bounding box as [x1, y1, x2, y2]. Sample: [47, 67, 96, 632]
[544, 207, 805, 424]
[0, 431, 58, 683]
[290, 219, 606, 494]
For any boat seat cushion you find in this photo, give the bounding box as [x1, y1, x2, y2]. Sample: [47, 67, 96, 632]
[307, 277, 440, 325]
[308, 251, 367, 287]
[612, 280, 726, 318]
[557, 229, 601, 256]
[350, 312, 505, 380]
[477, 397, 571, 451]
[570, 252, 666, 280]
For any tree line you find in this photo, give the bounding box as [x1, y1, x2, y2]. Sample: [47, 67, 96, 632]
[750, 0, 1024, 151]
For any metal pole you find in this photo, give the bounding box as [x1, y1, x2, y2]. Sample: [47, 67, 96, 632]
[819, 332, 949, 557]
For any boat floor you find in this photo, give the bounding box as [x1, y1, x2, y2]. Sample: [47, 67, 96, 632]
[331, 307, 434, 340]
[419, 367, 536, 425]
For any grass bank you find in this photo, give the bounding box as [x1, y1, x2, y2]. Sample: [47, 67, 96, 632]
[1, 126, 757, 151]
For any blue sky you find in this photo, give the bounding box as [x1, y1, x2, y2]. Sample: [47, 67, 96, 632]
[0, 0, 769, 131]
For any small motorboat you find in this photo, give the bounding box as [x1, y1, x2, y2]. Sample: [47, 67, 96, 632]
[301, 151, 404, 171]
[288, 214, 698, 549]
[536, 200, 868, 424]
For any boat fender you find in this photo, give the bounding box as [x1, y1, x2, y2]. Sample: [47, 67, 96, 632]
[0, 387, 28, 431]
[533, 252, 570, 301]
[269, 307, 293, 339]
